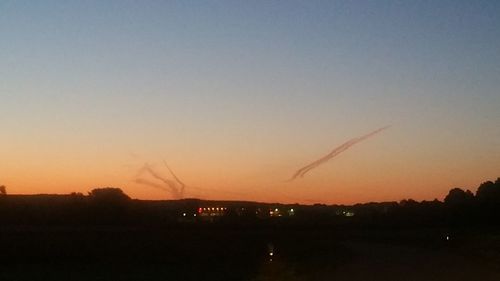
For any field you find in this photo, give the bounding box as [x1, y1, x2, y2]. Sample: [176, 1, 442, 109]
[1, 226, 499, 281]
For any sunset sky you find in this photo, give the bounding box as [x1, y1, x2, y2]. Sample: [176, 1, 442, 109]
[1, 1, 499, 204]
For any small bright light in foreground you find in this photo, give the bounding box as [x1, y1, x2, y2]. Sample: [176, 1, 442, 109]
[267, 242, 275, 261]
[446, 235, 450, 241]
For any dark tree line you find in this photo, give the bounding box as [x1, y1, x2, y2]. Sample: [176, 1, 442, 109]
[373, 178, 500, 227]
[444, 178, 500, 206]
[0, 179, 499, 228]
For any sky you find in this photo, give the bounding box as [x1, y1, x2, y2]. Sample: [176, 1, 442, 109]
[1, 0, 499, 204]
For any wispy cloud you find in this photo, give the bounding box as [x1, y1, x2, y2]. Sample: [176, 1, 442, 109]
[288, 126, 390, 181]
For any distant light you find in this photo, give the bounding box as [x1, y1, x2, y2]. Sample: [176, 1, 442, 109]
[269, 252, 273, 256]
[198, 208, 202, 213]
[290, 208, 294, 212]
[182, 213, 186, 217]
[446, 235, 450, 241]
[193, 214, 197, 217]
[344, 211, 355, 217]
[275, 208, 278, 212]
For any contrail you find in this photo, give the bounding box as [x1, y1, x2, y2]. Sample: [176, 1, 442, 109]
[134, 178, 172, 193]
[288, 126, 390, 181]
[135, 163, 184, 199]
[134, 161, 252, 200]
[163, 161, 186, 198]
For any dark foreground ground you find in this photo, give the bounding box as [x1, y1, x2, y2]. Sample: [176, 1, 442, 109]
[1, 226, 499, 281]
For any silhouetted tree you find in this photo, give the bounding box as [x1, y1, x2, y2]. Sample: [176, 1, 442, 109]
[0, 185, 6, 195]
[88, 187, 130, 202]
[444, 188, 474, 206]
[87, 188, 131, 224]
[476, 179, 500, 204]
[399, 199, 418, 207]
